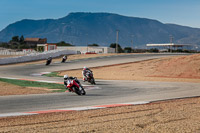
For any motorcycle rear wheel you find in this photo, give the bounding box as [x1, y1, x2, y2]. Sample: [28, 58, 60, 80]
[90, 78, 96, 85]
[74, 87, 82, 95]
[80, 86, 86, 95]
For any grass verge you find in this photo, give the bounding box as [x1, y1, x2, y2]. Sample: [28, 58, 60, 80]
[0, 78, 65, 92]
[43, 72, 62, 77]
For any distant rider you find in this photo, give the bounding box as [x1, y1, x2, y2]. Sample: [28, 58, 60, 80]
[46, 56, 52, 65]
[47, 56, 52, 61]
[82, 66, 92, 82]
[62, 55, 67, 63]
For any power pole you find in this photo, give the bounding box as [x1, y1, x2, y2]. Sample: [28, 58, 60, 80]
[170, 35, 174, 44]
[116, 30, 119, 53]
[131, 35, 134, 52]
[86, 34, 88, 52]
[169, 35, 173, 52]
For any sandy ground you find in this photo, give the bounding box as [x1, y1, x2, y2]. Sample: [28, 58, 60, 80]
[59, 54, 200, 83]
[0, 97, 200, 133]
[0, 55, 22, 58]
[1, 53, 200, 132]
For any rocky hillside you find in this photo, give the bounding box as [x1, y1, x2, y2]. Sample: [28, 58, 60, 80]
[1, 12, 200, 48]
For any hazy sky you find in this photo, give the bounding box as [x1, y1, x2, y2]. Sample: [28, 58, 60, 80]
[0, 0, 200, 31]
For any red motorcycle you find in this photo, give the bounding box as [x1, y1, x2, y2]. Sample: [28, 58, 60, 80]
[67, 79, 86, 95]
[86, 71, 96, 85]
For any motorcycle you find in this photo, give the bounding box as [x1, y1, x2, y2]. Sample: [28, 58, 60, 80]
[66, 79, 86, 95]
[86, 71, 96, 85]
[46, 57, 52, 65]
[61, 56, 67, 63]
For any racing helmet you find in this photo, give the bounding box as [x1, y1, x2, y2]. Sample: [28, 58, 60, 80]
[83, 66, 87, 70]
[64, 75, 68, 80]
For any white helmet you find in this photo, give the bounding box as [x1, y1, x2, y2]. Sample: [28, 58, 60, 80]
[83, 66, 87, 70]
[64, 75, 68, 79]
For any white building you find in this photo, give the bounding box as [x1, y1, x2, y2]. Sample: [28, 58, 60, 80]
[57, 46, 115, 54]
[37, 43, 57, 51]
[146, 43, 193, 51]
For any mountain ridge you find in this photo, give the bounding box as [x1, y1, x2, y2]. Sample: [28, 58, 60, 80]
[0, 12, 200, 48]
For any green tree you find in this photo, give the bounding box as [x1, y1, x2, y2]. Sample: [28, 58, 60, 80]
[109, 43, 123, 53]
[37, 46, 44, 52]
[11, 36, 19, 42]
[19, 35, 24, 44]
[124, 47, 132, 53]
[0, 43, 9, 48]
[88, 43, 99, 47]
[149, 48, 159, 53]
[10, 43, 18, 49]
[57, 41, 73, 46]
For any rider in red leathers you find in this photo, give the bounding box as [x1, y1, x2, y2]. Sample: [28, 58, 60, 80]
[64, 75, 80, 92]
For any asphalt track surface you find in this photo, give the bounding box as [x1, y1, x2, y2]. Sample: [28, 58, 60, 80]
[0, 53, 200, 114]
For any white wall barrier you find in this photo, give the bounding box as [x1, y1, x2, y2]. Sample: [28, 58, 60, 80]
[0, 50, 76, 65]
[0, 50, 38, 55]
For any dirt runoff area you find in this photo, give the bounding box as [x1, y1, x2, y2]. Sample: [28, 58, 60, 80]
[0, 97, 200, 133]
[1, 53, 200, 132]
[59, 53, 200, 83]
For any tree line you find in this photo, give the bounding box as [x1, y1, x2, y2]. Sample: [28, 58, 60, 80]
[0, 35, 30, 49]
[0, 36, 197, 53]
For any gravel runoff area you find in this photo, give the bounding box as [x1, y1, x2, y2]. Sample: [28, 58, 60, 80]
[59, 54, 200, 83]
[0, 97, 200, 133]
[1, 53, 200, 132]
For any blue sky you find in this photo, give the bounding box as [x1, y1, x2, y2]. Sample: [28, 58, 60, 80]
[0, 0, 200, 31]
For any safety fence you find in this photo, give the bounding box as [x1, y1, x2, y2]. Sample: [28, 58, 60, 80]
[0, 49, 76, 65]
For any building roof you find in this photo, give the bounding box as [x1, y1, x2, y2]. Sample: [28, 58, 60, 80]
[146, 43, 193, 47]
[24, 38, 40, 42]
